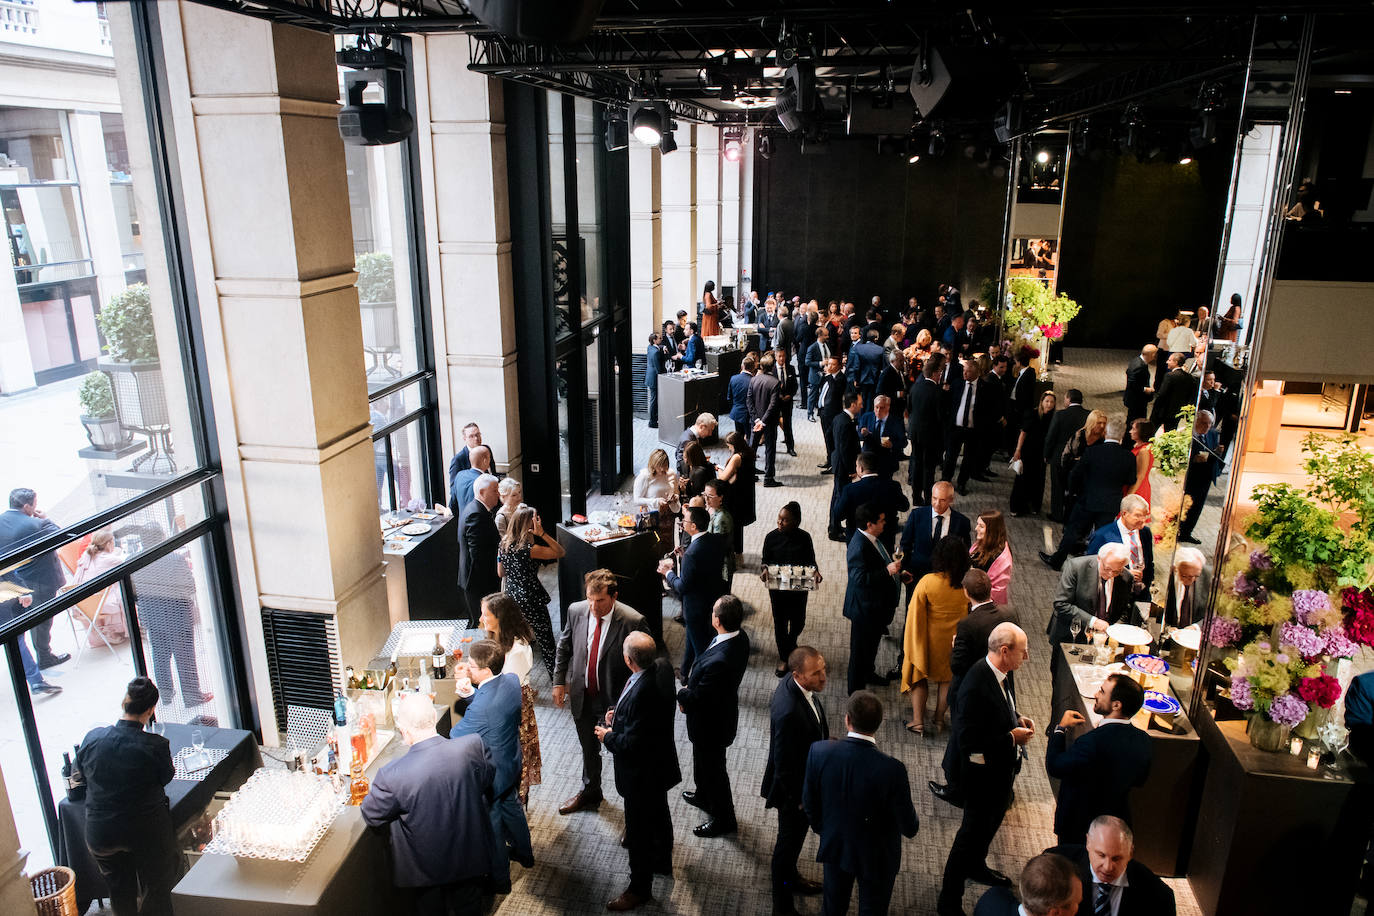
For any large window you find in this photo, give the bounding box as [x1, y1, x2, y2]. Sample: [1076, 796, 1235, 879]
[0, 0, 240, 864]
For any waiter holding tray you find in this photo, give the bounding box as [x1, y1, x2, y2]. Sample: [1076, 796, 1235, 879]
[76, 676, 178, 916]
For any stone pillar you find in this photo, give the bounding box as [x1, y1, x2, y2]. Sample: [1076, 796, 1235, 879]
[659, 124, 697, 323]
[67, 110, 127, 311]
[171, 3, 390, 726]
[739, 128, 758, 300]
[0, 242, 35, 393]
[629, 141, 661, 338]
[720, 135, 742, 301]
[0, 767, 35, 916]
[409, 36, 520, 476]
[695, 126, 721, 298]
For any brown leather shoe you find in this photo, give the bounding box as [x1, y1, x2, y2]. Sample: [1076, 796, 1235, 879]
[558, 790, 602, 816]
[607, 890, 651, 911]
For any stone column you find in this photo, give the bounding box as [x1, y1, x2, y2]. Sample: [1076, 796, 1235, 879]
[0, 243, 35, 393]
[409, 36, 520, 476]
[739, 128, 758, 300]
[0, 767, 35, 916]
[659, 124, 697, 323]
[629, 141, 661, 337]
[695, 126, 721, 298]
[67, 110, 127, 311]
[720, 135, 742, 301]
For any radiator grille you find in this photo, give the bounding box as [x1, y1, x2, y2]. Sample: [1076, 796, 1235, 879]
[261, 608, 339, 726]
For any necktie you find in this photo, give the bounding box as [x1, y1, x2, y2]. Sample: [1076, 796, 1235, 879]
[1180, 583, 1193, 626]
[779, 363, 786, 386]
[1095, 580, 1107, 620]
[586, 614, 604, 696]
[932, 513, 945, 543]
[959, 383, 974, 427]
[810, 693, 823, 725]
[1129, 530, 1142, 568]
[820, 343, 828, 361]
[1002, 676, 1017, 720]
[1094, 883, 1111, 916]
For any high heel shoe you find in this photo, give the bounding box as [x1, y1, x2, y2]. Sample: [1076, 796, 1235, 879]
[904, 722, 924, 736]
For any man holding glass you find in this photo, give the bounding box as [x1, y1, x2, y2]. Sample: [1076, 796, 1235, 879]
[1047, 543, 1138, 685]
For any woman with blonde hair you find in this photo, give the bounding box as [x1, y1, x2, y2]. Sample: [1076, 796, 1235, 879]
[494, 477, 524, 537]
[497, 506, 565, 675]
[969, 510, 1013, 605]
[901, 535, 970, 735]
[478, 592, 541, 805]
[70, 529, 128, 645]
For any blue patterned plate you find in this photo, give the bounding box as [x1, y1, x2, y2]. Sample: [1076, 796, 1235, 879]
[1142, 690, 1181, 716]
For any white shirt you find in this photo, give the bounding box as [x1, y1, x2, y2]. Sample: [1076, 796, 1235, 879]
[1166, 325, 1198, 353]
[505, 639, 534, 686]
[932, 509, 951, 539]
[956, 379, 976, 427]
[794, 678, 822, 723]
[586, 606, 614, 664]
[1117, 519, 1143, 567]
[706, 630, 740, 651]
[1089, 866, 1130, 916]
[845, 731, 876, 745]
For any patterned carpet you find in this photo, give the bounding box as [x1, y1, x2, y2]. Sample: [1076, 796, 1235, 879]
[491, 347, 1211, 915]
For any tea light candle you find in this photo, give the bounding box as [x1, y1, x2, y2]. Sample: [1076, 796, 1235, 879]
[1289, 736, 1303, 756]
[1306, 748, 1321, 770]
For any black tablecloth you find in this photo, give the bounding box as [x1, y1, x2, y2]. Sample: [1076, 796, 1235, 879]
[57, 723, 259, 913]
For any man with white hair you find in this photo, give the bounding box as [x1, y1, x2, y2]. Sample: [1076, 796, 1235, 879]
[1041, 417, 1136, 571]
[362, 694, 495, 916]
[676, 412, 718, 475]
[459, 474, 501, 619]
[937, 622, 1035, 916]
[1177, 408, 1223, 545]
[1085, 494, 1154, 600]
[1047, 816, 1176, 916]
[1163, 546, 1210, 628]
[1047, 543, 1140, 683]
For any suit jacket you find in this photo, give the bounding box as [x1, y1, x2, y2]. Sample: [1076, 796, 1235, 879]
[554, 600, 646, 718]
[1069, 441, 1138, 514]
[805, 341, 831, 386]
[675, 427, 699, 474]
[761, 675, 829, 809]
[1046, 720, 1153, 842]
[728, 370, 753, 424]
[981, 373, 1010, 428]
[950, 602, 1020, 684]
[817, 373, 845, 421]
[802, 737, 918, 882]
[458, 499, 500, 597]
[832, 475, 909, 545]
[452, 468, 481, 515]
[796, 315, 817, 357]
[1124, 355, 1153, 415]
[1012, 366, 1038, 419]
[360, 734, 495, 887]
[857, 410, 908, 476]
[1048, 556, 1140, 646]
[906, 376, 944, 448]
[1162, 566, 1212, 628]
[955, 657, 1021, 780]
[759, 311, 780, 349]
[665, 533, 729, 624]
[899, 507, 972, 582]
[776, 317, 796, 354]
[446, 448, 470, 499]
[449, 671, 523, 798]
[748, 371, 782, 428]
[774, 360, 799, 404]
[1086, 521, 1155, 597]
[645, 344, 665, 387]
[0, 509, 62, 590]
[1347, 671, 1374, 764]
[677, 630, 751, 746]
[972, 886, 1021, 916]
[1197, 386, 1221, 419]
[603, 658, 682, 798]
[842, 532, 899, 628]
[683, 333, 704, 368]
[1150, 367, 1199, 430]
[1044, 403, 1090, 465]
[831, 412, 860, 479]
[846, 340, 886, 389]
[1045, 845, 1177, 916]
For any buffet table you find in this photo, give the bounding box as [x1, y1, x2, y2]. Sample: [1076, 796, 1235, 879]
[705, 348, 743, 414]
[57, 724, 261, 914]
[658, 370, 722, 449]
[380, 510, 460, 624]
[557, 523, 665, 642]
[1051, 644, 1203, 877]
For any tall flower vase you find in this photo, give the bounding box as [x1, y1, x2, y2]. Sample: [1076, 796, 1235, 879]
[1247, 714, 1290, 752]
[1293, 706, 1329, 741]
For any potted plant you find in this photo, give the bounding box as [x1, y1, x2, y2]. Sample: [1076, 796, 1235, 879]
[95, 282, 171, 470]
[76, 371, 130, 452]
[355, 251, 399, 355]
[1002, 277, 1080, 370]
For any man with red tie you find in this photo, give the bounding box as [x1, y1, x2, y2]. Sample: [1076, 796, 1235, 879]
[1084, 495, 1154, 602]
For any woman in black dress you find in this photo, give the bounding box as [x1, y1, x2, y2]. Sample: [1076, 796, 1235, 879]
[496, 506, 566, 675]
[1010, 390, 1058, 517]
[718, 430, 756, 559]
[680, 439, 716, 500]
[759, 502, 821, 676]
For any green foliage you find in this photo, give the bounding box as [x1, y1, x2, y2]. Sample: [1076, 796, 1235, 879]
[978, 276, 999, 306]
[355, 251, 396, 304]
[95, 283, 158, 362]
[77, 371, 115, 418]
[1150, 404, 1196, 478]
[1004, 277, 1080, 340]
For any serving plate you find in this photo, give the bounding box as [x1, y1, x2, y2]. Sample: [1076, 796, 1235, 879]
[1170, 626, 1202, 651]
[1124, 653, 1170, 676]
[1142, 690, 1182, 716]
[401, 523, 432, 536]
[1107, 623, 1152, 647]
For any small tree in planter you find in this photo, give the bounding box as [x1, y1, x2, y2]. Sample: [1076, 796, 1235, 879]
[77, 371, 131, 451]
[94, 282, 172, 471]
[356, 251, 400, 374]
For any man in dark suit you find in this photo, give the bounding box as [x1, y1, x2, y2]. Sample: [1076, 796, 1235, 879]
[1042, 418, 1137, 569]
[775, 305, 796, 357]
[803, 690, 919, 916]
[682, 321, 704, 368]
[645, 333, 667, 428]
[828, 392, 864, 540]
[676, 412, 718, 475]
[857, 394, 908, 479]
[553, 569, 648, 815]
[773, 346, 799, 458]
[659, 507, 728, 678]
[446, 422, 482, 493]
[762, 647, 829, 916]
[1047, 817, 1177, 916]
[1161, 546, 1210, 628]
[907, 355, 947, 506]
[1178, 409, 1223, 544]
[0, 488, 68, 667]
[980, 357, 1011, 471]
[846, 330, 886, 410]
[361, 694, 495, 916]
[832, 453, 909, 550]
[842, 504, 901, 695]
[932, 569, 1019, 809]
[1011, 349, 1039, 421]
[749, 351, 784, 486]
[1149, 353, 1198, 431]
[878, 352, 907, 420]
[451, 444, 494, 515]
[728, 355, 755, 435]
[805, 328, 833, 422]
[1122, 345, 1157, 426]
[1197, 370, 1221, 418]
[597, 632, 680, 911]
[449, 639, 531, 891]
[677, 595, 750, 837]
[795, 307, 818, 414]
[759, 299, 781, 350]
[1047, 545, 1139, 685]
[458, 475, 501, 619]
[898, 479, 971, 612]
[974, 852, 1082, 916]
[1042, 390, 1089, 522]
[938, 623, 1035, 916]
[943, 359, 990, 494]
[816, 357, 845, 471]
[1084, 494, 1154, 601]
[1046, 674, 1152, 847]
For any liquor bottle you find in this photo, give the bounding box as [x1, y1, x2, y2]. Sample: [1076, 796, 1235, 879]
[345, 666, 359, 689]
[431, 633, 446, 679]
[350, 729, 368, 767]
[382, 659, 398, 690]
[416, 659, 433, 698]
[332, 689, 348, 727]
[61, 753, 73, 797]
[68, 745, 85, 801]
[326, 732, 339, 776]
[348, 758, 369, 805]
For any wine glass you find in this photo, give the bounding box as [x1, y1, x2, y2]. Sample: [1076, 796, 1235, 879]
[192, 729, 205, 754]
[1068, 620, 1083, 657]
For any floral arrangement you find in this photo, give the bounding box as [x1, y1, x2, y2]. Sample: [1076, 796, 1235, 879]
[1003, 277, 1081, 344]
[1342, 587, 1374, 649]
[1150, 405, 1197, 479]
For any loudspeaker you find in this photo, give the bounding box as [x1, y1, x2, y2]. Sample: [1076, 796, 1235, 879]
[775, 88, 802, 132]
[787, 62, 817, 112]
[846, 93, 917, 135]
[993, 100, 1018, 144]
[908, 47, 951, 118]
[464, 0, 605, 43]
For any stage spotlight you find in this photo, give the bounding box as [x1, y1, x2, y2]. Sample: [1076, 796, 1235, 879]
[723, 138, 742, 162]
[905, 136, 922, 163]
[1036, 149, 1050, 164]
[1178, 155, 1193, 165]
[659, 130, 678, 154]
[759, 133, 773, 160]
[604, 117, 628, 152]
[632, 105, 663, 145]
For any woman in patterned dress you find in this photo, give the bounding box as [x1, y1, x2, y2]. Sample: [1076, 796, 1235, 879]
[479, 593, 542, 805]
[497, 506, 564, 676]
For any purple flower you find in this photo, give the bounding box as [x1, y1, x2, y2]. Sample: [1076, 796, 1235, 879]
[1229, 676, 1254, 711]
[1250, 549, 1274, 571]
[1258, 641, 1272, 652]
[1233, 572, 1257, 597]
[1207, 616, 1242, 648]
[1275, 653, 1291, 665]
[1324, 627, 1360, 659]
[1292, 590, 1333, 626]
[1268, 692, 1309, 729]
[1279, 622, 1326, 660]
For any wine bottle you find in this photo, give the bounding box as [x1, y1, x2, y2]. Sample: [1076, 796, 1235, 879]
[61, 753, 72, 796]
[69, 745, 85, 800]
[431, 633, 446, 680]
[383, 659, 398, 690]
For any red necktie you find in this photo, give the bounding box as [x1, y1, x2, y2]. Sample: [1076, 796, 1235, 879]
[586, 614, 603, 696]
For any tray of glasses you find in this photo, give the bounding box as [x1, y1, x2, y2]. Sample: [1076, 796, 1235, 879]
[763, 564, 819, 592]
[201, 769, 343, 862]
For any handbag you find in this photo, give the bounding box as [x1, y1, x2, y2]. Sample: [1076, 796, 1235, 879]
[1009, 458, 1024, 476]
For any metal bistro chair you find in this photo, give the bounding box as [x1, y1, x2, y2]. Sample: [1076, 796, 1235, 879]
[63, 584, 125, 667]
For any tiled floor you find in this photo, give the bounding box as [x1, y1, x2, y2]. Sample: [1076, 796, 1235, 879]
[489, 347, 1212, 915]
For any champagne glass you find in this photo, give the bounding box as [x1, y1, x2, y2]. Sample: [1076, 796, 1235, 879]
[192, 729, 205, 753]
[1068, 620, 1083, 658]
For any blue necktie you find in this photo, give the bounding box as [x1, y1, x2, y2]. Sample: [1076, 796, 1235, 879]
[1094, 883, 1111, 916]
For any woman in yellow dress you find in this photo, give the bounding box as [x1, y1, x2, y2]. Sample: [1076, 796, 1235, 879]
[901, 534, 971, 735]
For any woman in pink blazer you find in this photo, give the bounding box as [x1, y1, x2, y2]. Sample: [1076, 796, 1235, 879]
[969, 510, 1013, 605]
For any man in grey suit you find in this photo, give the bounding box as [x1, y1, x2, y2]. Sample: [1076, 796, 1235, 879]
[361, 694, 495, 916]
[553, 568, 648, 816]
[458, 475, 501, 619]
[1047, 543, 1139, 686]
